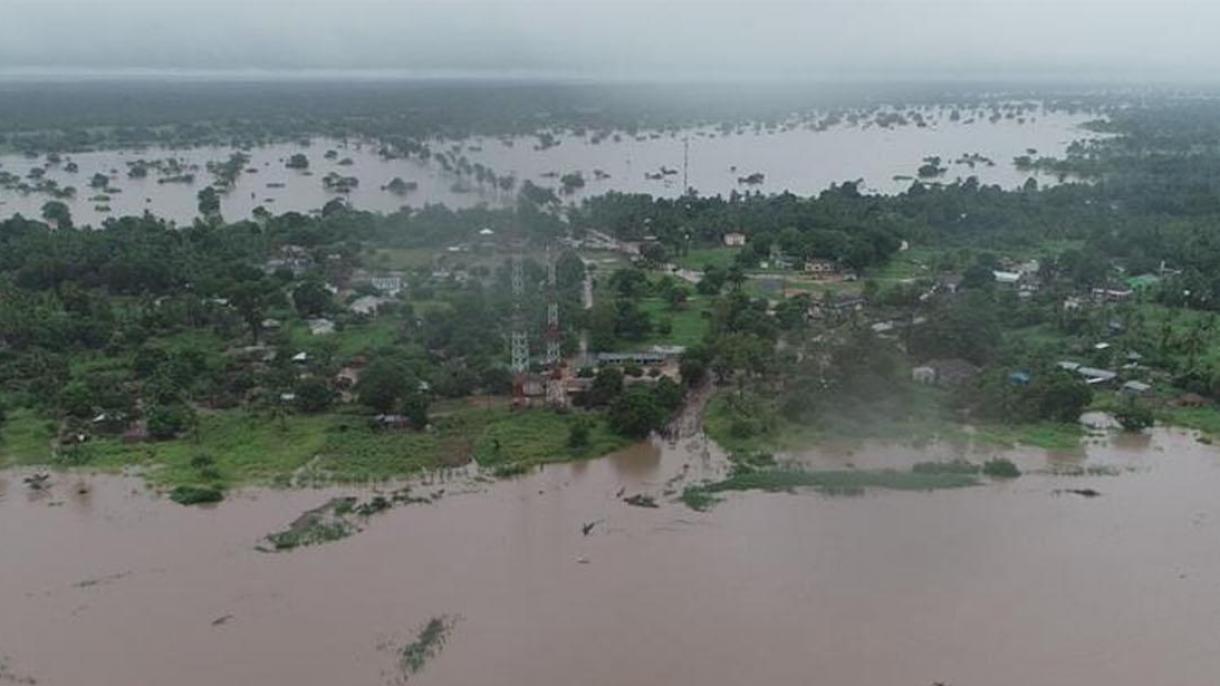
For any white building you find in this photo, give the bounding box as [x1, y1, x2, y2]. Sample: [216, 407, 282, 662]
[369, 275, 403, 296]
[350, 295, 390, 315]
[306, 318, 335, 336]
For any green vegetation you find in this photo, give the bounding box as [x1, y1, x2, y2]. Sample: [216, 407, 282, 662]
[982, 458, 1021, 478]
[638, 296, 711, 347]
[168, 484, 225, 506]
[0, 402, 639, 492]
[674, 247, 742, 271]
[14, 88, 1220, 498]
[261, 497, 358, 551]
[956, 422, 1084, 451]
[911, 459, 981, 475]
[471, 408, 632, 470]
[681, 466, 980, 509]
[399, 616, 457, 676]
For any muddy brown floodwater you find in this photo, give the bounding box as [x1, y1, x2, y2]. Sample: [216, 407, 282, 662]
[3, 423, 1220, 686]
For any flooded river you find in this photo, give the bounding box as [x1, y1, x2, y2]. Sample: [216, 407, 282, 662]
[2, 422, 1220, 685]
[0, 108, 1099, 226]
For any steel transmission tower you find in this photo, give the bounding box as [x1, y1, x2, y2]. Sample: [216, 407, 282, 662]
[544, 249, 562, 368]
[510, 253, 530, 380]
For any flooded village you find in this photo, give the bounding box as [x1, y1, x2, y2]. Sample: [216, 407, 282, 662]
[3, 61, 1220, 686]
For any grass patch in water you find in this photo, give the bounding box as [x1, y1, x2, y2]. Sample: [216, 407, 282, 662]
[679, 486, 720, 512]
[911, 459, 982, 475]
[400, 616, 457, 676]
[982, 457, 1021, 478]
[1049, 463, 1122, 477]
[1156, 405, 1220, 438]
[260, 488, 439, 552]
[680, 466, 980, 510]
[962, 422, 1083, 451]
[168, 484, 224, 505]
[259, 496, 359, 551]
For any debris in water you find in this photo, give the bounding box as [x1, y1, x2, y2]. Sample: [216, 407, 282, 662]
[73, 571, 131, 589]
[211, 614, 233, 627]
[580, 520, 600, 536]
[1055, 488, 1102, 498]
[22, 474, 50, 491]
[0, 656, 36, 685]
[623, 494, 659, 508]
[576, 556, 590, 564]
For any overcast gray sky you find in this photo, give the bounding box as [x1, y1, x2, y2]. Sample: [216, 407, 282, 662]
[0, 0, 1215, 81]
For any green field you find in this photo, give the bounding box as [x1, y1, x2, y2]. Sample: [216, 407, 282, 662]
[367, 247, 437, 270]
[674, 246, 741, 271]
[702, 388, 1083, 455]
[285, 316, 403, 358]
[639, 296, 711, 348]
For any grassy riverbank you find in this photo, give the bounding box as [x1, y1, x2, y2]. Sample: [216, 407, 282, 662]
[0, 402, 631, 492]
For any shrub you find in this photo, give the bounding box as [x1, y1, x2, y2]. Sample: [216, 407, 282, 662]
[294, 378, 335, 413]
[567, 419, 591, 450]
[1115, 403, 1154, 432]
[169, 485, 224, 505]
[982, 457, 1021, 478]
[147, 403, 195, 440]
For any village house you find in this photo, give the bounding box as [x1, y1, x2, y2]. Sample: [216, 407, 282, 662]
[335, 366, 361, 389]
[369, 273, 404, 296]
[1091, 286, 1133, 303]
[1121, 380, 1153, 397]
[804, 258, 838, 278]
[1057, 361, 1118, 385]
[993, 270, 1022, 286]
[912, 358, 981, 387]
[596, 351, 669, 367]
[722, 232, 747, 247]
[373, 414, 413, 430]
[306, 318, 335, 336]
[264, 245, 313, 277]
[350, 295, 390, 316]
[807, 293, 865, 320]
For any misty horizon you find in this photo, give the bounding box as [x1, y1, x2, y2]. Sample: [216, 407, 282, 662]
[2, 0, 1218, 84]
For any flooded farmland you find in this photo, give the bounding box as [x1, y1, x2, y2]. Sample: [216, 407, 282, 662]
[0, 108, 1099, 226]
[3, 423, 1220, 686]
